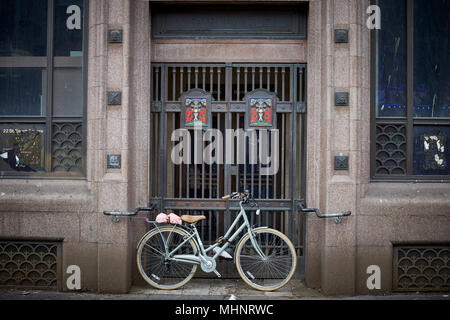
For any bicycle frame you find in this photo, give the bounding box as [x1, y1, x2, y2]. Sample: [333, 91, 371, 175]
[156, 201, 267, 267]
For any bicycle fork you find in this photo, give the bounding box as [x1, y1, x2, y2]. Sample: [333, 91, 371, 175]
[248, 227, 269, 261]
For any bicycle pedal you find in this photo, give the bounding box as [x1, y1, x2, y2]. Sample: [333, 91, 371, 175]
[213, 270, 222, 278]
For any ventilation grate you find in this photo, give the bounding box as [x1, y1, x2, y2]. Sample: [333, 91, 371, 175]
[393, 245, 450, 292]
[0, 240, 61, 290]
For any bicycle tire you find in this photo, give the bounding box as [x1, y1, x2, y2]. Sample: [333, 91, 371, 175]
[137, 226, 198, 290]
[235, 228, 297, 291]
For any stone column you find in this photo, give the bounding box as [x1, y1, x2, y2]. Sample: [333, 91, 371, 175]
[87, 0, 133, 293]
[128, 0, 152, 286]
[306, 0, 370, 295]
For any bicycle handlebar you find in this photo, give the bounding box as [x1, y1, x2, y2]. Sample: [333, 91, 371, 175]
[222, 192, 248, 201]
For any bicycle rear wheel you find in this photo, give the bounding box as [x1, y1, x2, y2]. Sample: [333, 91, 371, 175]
[235, 228, 297, 291]
[137, 226, 198, 290]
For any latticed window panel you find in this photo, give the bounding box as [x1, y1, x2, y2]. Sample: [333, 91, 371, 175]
[52, 122, 83, 173]
[393, 245, 450, 292]
[375, 124, 407, 175]
[0, 241, 61, 289]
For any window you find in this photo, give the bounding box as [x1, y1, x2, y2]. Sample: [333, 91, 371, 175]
[151, 3, 308, 39]
[372, 0, 450, 179]
[0, 0, 86, 177]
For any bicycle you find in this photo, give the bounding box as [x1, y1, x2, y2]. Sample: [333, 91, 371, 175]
[135, 190, 297, 291]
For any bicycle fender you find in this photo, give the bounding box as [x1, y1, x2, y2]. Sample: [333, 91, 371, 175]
[136, 225, 188, 250]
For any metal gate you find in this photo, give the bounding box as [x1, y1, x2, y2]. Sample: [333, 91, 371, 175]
[149, 63, 307, 277]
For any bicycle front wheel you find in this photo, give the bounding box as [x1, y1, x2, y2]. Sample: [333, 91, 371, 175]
[235, 228, 297, 291]
[137, 226, 198, 290]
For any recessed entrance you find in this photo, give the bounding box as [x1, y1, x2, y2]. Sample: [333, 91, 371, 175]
[149, 63, 307, 278]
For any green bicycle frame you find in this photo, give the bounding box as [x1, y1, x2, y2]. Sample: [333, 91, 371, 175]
[158, 201, 267, 266]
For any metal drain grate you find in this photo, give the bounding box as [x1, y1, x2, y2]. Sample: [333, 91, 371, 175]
[393, 245, 450, 292]
[0, 240, 62, 290]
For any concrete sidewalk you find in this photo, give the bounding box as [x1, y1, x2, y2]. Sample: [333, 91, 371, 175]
[130, 278, 324, 299]
[0, 279, 448, 300]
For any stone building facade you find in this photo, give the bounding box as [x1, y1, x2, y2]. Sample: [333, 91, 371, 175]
[0, 0, 449, 295]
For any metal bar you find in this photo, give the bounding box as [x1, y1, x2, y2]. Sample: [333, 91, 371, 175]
[282, 67, 286, 102]
[180, 67, 184, 96]
[224, 63, 232, 230]
[202, 130, 205, 198]
[267, 67, 271, 91]
[370, 26, 377, 177]
[217, 114, 221, 198]
[149, 71, 154, 199]
[251, 139, 254, 199]
[266, 162, 269, 199]
[218, 67, 221, 101]
[289, 65, 297, 240]
[195, 67, 198, 88]
[210, 115, 213, 198]
[202, 67, 206, 91]
[160, 67, 168, 209]
[187, 67, 191, 90]
[244, 120, 247, 190]
[281, 114, 285, 198]
[290, 65, 294, 102]
[172, 67, 176, 100]
[259, 130, 261, 199]
[236, 113, 239, 192]
[244, 67, 248, 96]
[274, 115, 278, 198]
[299, 203, 351, 219]
[178, 114, 182, 198]
[172, 113, 175, 197]
[208, 210, 212, 243]
[154, 112, 158, 196]
[406, 0, 414, 175]
[236, 67, 240, 101]
[81, 0, 89, 177]
[210, 67, 213, 95]
[298, 67, 304, 198]
[217, 210, 220, 240]
[302, 66, 307, 199]
[186, 130, 190, 198]
[194, 130, 197, 198]
[259, 66, 263, 88]
[252, 67, 255, 91]
[275, 68, 278, 96]
[45, 0, 55, 173]
[155, 67, 160, 101]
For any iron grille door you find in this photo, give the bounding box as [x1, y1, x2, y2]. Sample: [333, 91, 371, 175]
[149, 63, 307, 277]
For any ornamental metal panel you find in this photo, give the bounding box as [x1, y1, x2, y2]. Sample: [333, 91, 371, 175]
[180, 89, 212, 129]
[150, 63, 307, 278]
[0, 240, 62, 290]
[52, 122, 83, 173]
[393, 245, 450, 292]
[245, 89, 277, 130]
